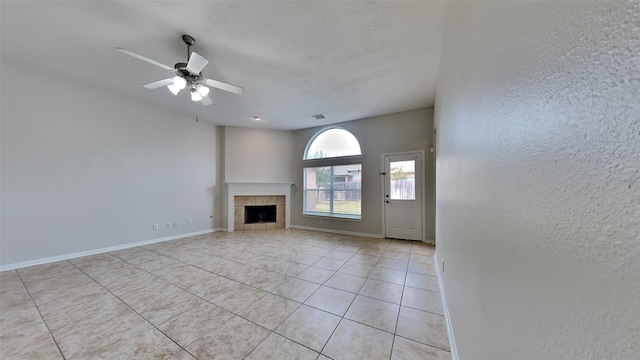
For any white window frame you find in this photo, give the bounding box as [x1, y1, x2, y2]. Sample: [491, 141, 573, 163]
[303, 128, 363, 220]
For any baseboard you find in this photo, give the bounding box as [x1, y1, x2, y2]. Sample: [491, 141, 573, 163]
[0, 229, 216, 272]
[424, 238, 435, 245]
[434, 252, 459, 360]
[289, 225, 384, 239]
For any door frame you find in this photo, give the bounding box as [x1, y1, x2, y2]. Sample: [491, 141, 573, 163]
[381, 150, 426, 241]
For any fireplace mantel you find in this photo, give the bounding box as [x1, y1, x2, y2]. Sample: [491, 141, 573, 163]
[226, 182, 293, 232]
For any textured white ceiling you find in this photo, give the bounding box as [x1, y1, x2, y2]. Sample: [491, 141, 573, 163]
[1, 1, 445, 130]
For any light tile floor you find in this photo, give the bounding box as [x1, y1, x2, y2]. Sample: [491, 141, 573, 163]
[0, 229, 450, 359]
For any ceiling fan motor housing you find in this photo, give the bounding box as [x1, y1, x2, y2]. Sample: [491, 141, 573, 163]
[174, 62, 201, 84]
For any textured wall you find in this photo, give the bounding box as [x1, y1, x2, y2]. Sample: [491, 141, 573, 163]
[435, 1, 639, 359]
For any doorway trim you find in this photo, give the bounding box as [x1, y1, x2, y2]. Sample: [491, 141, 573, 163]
[381, 150, 426, 241]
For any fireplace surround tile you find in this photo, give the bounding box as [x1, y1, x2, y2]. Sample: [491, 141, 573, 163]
[234, 196, 285, 231]
[226, 182, 292, 232]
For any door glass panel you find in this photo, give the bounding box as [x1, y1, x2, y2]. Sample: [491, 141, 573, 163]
[389, 160, 415, 200]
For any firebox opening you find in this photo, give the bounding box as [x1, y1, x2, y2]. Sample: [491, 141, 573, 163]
[244, 205, 277, 224]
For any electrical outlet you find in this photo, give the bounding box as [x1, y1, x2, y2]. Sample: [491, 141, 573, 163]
[166, 222, 171, 228]
[152, 224, 158, 230]
[188, 219, 193, 225]
[173, 221, 179, 227]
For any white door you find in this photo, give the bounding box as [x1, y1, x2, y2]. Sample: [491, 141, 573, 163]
[384, 153, 423, 240]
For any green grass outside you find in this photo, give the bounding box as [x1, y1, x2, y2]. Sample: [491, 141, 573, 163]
[314, 200, 361, 215]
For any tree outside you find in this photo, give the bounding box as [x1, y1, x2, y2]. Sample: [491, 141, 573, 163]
[391, 165, 410, 180]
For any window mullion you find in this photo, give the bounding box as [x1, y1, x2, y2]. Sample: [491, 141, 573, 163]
[329, 166, 334, 215]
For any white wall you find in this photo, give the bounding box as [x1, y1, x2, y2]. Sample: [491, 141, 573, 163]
[223, 126, 295, 183]
[220, 126, 294, 229]
[435, 2, 639, 359]
[1, 62, 221, 267]
[292, 108, 435, 239]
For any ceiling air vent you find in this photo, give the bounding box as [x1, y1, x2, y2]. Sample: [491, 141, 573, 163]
[312, 114, 325, 120]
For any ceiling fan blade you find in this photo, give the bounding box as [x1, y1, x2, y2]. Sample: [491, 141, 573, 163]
[143, 78, 174, 89]
[116, 47, 174, 72]
[186, 52, 209, 74]
[204, 78, 245, 95]
[200, 95, 213, 106]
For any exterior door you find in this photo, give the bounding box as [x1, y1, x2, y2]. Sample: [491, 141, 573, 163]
[384, 152, 423, 240]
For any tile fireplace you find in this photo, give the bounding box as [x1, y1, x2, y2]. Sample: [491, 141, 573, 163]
[226, 182, 293, 232]
[234, 196, 284, 230]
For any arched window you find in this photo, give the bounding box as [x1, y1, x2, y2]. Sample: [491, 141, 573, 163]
[304, 128, 362, 159]
[303, 128, 362, 219]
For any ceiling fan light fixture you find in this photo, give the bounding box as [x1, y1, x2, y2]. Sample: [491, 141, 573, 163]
[167, 84, 181, 95]
[116, 35, 243, 106]
[190, 89, 202, 102]
[172, 76, 187, 89]
[197, 85, 210, 97]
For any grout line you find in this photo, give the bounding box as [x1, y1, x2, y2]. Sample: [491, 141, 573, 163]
[147, 244, 346, 356]
[316, 283, 362, 357]
[389, 266, 409, 360]
[317, 317, 344, 357]
[67, 261, 189, 358]
[6, 230, 440, 359]
[393, 332, 452, 353]
[112, 243, 330, 356]
[15, 268, 68, 360]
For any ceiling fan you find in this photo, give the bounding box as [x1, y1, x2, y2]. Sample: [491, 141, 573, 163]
[116, 34, 244, 106]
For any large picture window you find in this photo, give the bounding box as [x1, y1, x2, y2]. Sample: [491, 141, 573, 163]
[303, 128, 362, 219]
